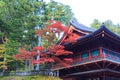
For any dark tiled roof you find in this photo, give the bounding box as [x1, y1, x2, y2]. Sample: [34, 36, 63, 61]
[64, 24, 120, 47]
[70, 19, 95, 32]
[77, 24, 120, 44]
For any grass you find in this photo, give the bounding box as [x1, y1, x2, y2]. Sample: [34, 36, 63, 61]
[0, 75, 61, 80]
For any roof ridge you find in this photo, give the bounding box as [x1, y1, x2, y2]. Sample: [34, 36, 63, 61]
[70, 19, 95, 32]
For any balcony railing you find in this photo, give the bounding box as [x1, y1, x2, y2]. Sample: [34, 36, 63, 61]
[103, 48, 120, 63]
[53, 47, 120, 69]
[72, 48, 120, 66]
[71, 48, 103, 66]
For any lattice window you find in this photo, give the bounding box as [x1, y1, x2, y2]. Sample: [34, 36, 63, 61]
[81, 52, 88, 59]
[91, 50, 99, 57]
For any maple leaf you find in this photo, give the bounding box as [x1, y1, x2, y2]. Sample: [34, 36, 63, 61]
[33, 46, 45, 51]
[62, 51, 73, 55]
[46, 20, 67, 32]
[49, 45, 64, 52]
[40, 53, 47, 57]
[31, 60, 42, 64]
[64, 58, 73, 62]
[35, 28, 46, 36]
[63, 33, 79, 43]
[39, 58, 46, 61]
[55, 50, 65, 56]
[30, 51, 38, 56]
[18, 49, 27, 54]
[55, 50, 73, 56]
[47, 58, 55, 62]
[13, 54, 21, 60]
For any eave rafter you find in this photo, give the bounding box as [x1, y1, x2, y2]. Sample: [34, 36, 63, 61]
[102, 61, 106, 68]
[83, 64, 90, 71]
[95, 62, 102, 69]
[105, 62, 111, 68]
[112, 64, 120, 70]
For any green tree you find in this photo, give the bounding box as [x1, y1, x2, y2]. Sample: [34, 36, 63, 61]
[0, 0, 75, 71]
[0, 40, 20, 72]
[91, 19, 102, 29]
[0, 44, 7, 72]
[0, 0, 74, 48]
[44, 0, 73, 25]
[91, 19, 120, 35]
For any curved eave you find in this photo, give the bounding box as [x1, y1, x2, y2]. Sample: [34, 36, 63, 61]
[57, 24, 90, 45]
[64, 25, 120, 48]
[57, 19, 95, 45]
[57, 26, 71, 45]
[70, 19, 95, 33]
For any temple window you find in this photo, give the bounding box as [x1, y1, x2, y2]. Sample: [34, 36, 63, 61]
[102, 49, 108, 54]
[91, 49, 99, 57]
[81, 52, 89, 59]
[116, 53, 120, 59]
[109, 51, 114, 57]
[102, 49, 109, 56]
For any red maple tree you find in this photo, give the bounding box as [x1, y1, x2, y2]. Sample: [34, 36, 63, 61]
[13, 20, 76, 69]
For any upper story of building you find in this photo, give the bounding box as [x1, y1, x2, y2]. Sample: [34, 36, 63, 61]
[54, 19, 120, 71]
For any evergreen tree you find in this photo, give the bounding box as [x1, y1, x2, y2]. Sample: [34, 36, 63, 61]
[91, 19, 120, 35]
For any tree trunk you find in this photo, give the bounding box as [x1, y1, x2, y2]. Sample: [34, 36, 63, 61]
[35, 36, 41, 70]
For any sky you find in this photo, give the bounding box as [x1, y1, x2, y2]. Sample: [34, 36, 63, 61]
[46, 0, 120, 27]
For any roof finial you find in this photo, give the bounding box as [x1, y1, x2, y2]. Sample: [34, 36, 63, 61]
[102, 22, 104, 25]
[100, 22, 106, 28]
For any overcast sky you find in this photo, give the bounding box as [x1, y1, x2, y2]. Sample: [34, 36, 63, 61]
[46, 0, 120, 27]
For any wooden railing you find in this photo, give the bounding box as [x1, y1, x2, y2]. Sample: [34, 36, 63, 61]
[53, 47, 120, 69]
[71, 48, 103, 66]
[103, 48, 120, 63]
[72, 48, 120, 66]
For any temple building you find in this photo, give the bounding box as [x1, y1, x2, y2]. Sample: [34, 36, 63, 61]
[53, 20, 120, 80]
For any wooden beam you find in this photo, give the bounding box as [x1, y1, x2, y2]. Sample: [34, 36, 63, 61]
[83, 64, 90, 70]
[105, 62, 112, 68]
[95, 62, 102, 69]
[103, 61, 106, 68]
[74, 66, 80, 71]
[112, 64, 120, 70]
[67, 69, 120, 76]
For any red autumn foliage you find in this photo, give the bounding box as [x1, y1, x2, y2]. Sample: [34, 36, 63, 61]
[13, 49, 37, 61]
[48, 45, 64, 53]
[30, 51, 38, 56]
[33, 46, 45, 51]
[35, 29, 45, 36]
[63, 33, 80, 43]
[31, 60, 42, 64]
[48, 45, 73, 56]
[35, 20, 67, 37]
[47, 58, 55, 62]
[32, 57, 55, 64]
[13, 20, 76, 69]
[64, 58, 73, 62]
[55, 50, 73, 56]
[47, 20, 68, 32]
